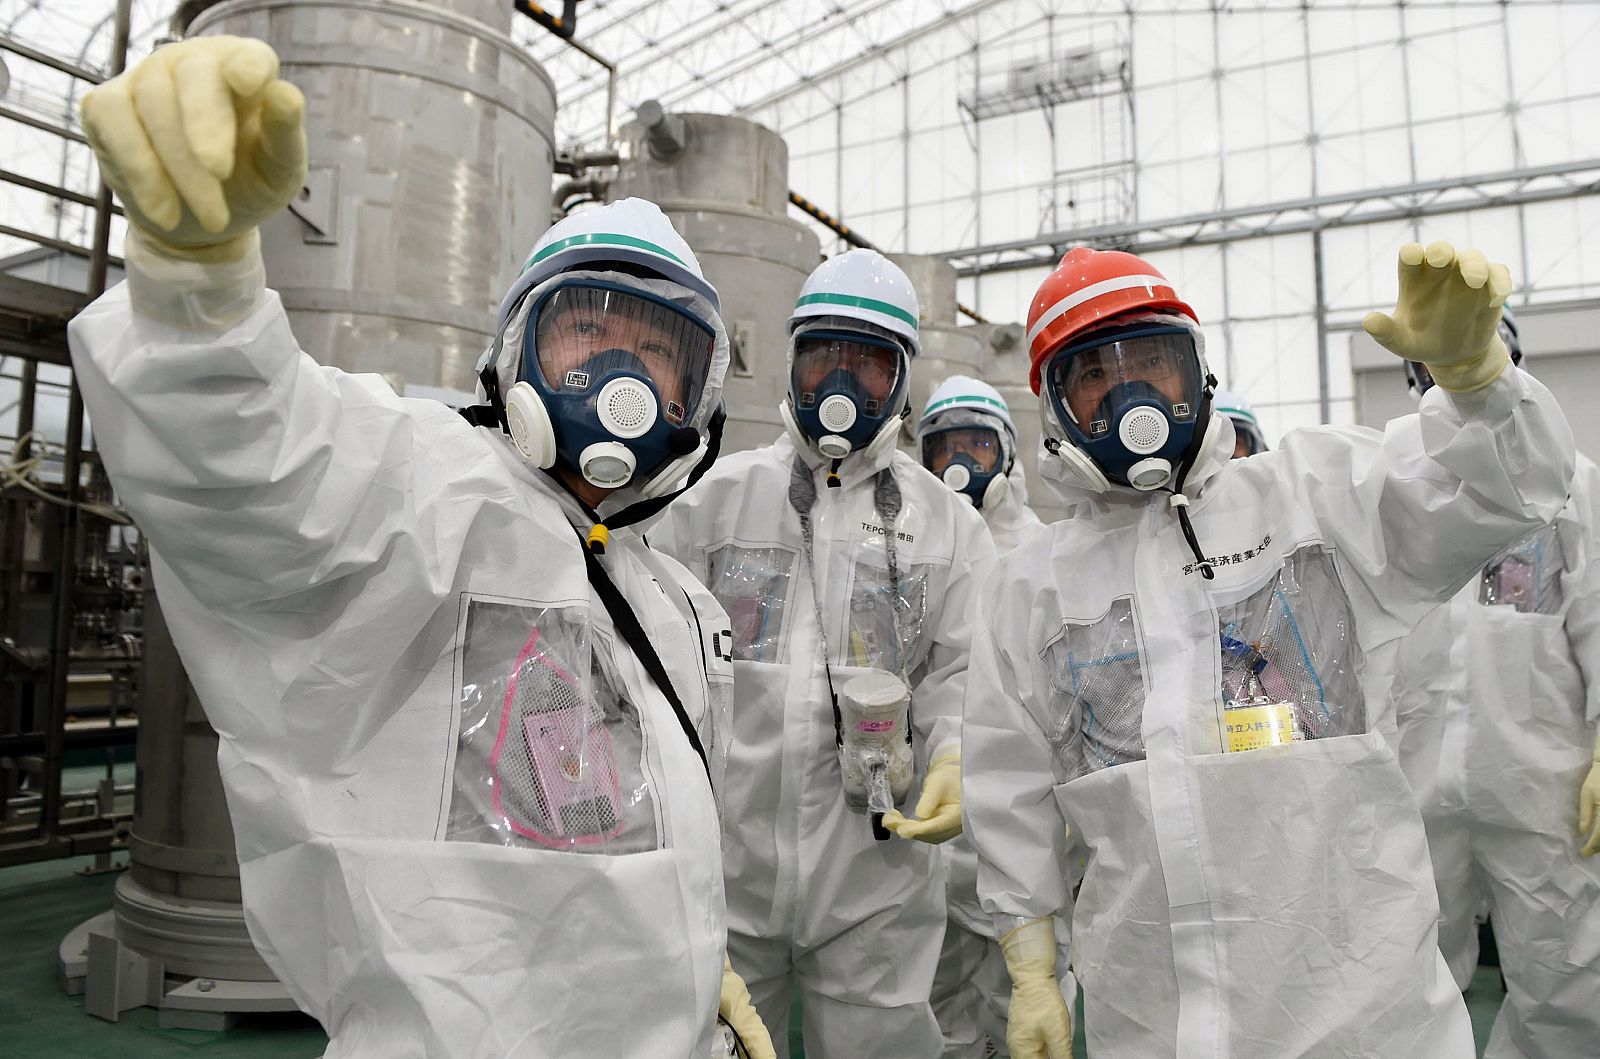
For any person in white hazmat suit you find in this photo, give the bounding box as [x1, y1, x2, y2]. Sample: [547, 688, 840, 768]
[1388, 308, 1600, 1058]
[961, 240, 1576, 1059]
[651, 249, 998, 1058]
[918, 375, 1046, 554]
[1213, 388, 1268, 458]
[66, 36, 776, 1059]
[915, 374, 1047, 1057]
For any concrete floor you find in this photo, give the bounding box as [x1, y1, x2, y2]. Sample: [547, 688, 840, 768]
[1, 853, 1507, 1057]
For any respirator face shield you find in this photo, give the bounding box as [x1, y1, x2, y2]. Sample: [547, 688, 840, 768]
[528, 281, 715, 426]
[513, 280, 716, 489]
[788, 327, 908, 457]
[921, 425, 1003, 476]
[1044, 324, 1207, 490]
[921, 422, 1007, 507]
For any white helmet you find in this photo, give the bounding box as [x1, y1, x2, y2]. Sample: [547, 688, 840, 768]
[496, 197, 720, 333]
[787, 248, 921, 358]
[1213, 388, 1267, 457]
[919, 375, 1016, 439]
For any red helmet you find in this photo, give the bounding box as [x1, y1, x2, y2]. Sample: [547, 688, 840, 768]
[1025, 247, 1198, 394]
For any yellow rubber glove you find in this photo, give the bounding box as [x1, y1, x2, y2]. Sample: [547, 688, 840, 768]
[1362, 240, 1513, 393]
[719, 957, 777, 1059]
[79, 36, 306, 263]
[1001, 918, 1073, 1059]
[1580, 732, 1600, 858]
[883, 752, 962, 844]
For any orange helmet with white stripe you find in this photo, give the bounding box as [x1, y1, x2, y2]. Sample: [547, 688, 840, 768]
[1026, 247, 1198, 394]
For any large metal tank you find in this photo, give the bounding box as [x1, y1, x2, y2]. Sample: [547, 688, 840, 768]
[606, 107, 820, 456]
[191, 0, 556, 392]
[888, 253, 983, 432]
[61, 0, 555, 1029]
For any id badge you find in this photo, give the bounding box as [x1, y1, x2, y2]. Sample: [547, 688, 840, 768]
[1223, 699, 1303, 753]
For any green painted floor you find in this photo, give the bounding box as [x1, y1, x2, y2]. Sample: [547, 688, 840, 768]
[1, 854, 1508, 1056]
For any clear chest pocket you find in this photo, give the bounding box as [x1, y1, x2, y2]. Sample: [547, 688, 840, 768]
[1479, 522, 1564, 615]
[447, 599, 662, 855]
[1214, 544, 1366, 751]
[844, 552, 936, 675]
[705, 544, 797, 663]
[1045, 597, 1149, 783]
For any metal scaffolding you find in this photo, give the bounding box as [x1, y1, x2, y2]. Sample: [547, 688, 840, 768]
[0, 0, 138, 869]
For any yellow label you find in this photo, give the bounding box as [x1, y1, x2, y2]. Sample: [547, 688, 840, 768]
[1224, 702, 1300, 753]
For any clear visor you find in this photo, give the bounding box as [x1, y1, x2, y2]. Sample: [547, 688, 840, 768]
[791, 331, 903, 414]
[531, 282, 715, 426]
[1048, 328, 1202, 438]
[921, 426, 1003, 475]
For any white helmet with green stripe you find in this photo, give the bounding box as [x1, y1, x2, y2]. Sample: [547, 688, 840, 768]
[918, 375, 1016, 439]
[788, 248, 921, 358]
[496, 197, 720, 332]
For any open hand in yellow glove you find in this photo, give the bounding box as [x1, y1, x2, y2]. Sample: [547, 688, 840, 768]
[883, 752, 961, 844]
[1001, 918, 1073, 1059]
[1580, 733, 1600, 858]
[80, 36, 306, 262]
[719, 957, 777, 1059]
[1362, 240, 1513, 393]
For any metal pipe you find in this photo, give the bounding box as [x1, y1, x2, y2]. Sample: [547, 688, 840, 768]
[0, 32, 104, 84]
[0, 103, 87, 144]
[515, 0, 616, 146]
[0, 223, 122, 265]
[0, 167, 116, 211]
[789, 189, 879, 252]
[554, 147, 620, 176]
[944, 158, 1600, 274]
[566, 35, 617, 148]
[637, 100, 685, 160]
[553, 175, 608, 216]
[1313, 228, 1330, 425]
[39, 0, 128, 848]
[0, 825, 125, 869]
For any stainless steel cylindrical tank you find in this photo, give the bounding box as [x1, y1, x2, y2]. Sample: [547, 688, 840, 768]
[62, 0, 557, 1026]
[190, 0, 556, 392]
[111, 592, 269, 980]
[888, 253, 983, 440]
[606, 108, 820, 456]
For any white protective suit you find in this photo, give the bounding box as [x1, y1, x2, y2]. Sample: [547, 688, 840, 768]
[932, 458, 1051, 1058]
[1391, 453, 1600, 1057]
[652, 431, 997, 1059]
[67, 242, 734, 1057]
[964, 368, 1574, 1058]
[980, 460, 1047, 555]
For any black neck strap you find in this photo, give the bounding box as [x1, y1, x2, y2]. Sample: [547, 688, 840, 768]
[1169, 378, 1218, 580]
[577, 532, 711, 785]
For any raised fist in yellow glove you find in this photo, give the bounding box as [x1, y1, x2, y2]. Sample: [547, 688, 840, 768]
[883, 752, 962, 844]
[1363, 240, 1513, 393]
[80, 36, 306, 261]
